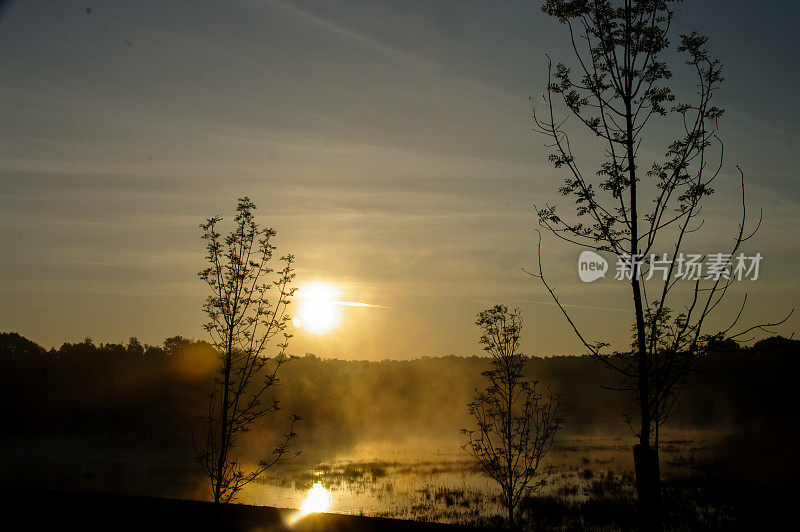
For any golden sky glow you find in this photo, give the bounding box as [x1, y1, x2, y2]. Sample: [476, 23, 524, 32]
[0, 1, 797, 357]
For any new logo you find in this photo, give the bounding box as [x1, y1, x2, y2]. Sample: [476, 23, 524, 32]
[578, 251, 608, 283]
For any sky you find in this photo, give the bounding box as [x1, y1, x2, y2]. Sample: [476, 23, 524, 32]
[1, 0, 798, 358]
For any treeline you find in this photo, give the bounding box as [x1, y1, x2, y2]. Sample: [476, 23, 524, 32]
[2, 332, 799, 445]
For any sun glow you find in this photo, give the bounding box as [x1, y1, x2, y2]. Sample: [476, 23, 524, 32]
[299, 482, 332, 514]
[285, 482, 333, 526]
[292, 282, 342, 334]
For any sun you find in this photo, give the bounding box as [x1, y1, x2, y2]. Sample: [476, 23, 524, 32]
[292, 282, 342, 334]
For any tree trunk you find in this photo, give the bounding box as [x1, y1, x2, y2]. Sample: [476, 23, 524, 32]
[634, 443, 661, 531]
[623, 3, 661, 519]
[214, 336, 234, 504]
[631, 277, 660, 530]
[506, 362, 514, 530]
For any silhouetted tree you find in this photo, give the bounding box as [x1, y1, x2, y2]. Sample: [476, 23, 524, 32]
[532, 1, 791, 529]
[196, 197, 299, 504]
[0, 332, 46, 358]
[164, 335, 193, 356]
[461, 305, 561, 529]
[126, 337, 145, 357]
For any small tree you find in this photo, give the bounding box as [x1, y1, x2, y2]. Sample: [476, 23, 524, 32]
[531, 1, 791, 528]
[196, 196, 299, 504]
[461, 305, 562, 529]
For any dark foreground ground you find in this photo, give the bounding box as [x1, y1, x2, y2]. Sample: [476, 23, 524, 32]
[0, 489, 482, 532]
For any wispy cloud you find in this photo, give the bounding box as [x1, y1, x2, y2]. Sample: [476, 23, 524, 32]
[259, 0, 439, 70]
[337, 301, 390, 308]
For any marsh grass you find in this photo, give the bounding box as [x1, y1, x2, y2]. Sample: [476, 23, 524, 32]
[241, 431, 734, 529]
[9, 432, 725, 529]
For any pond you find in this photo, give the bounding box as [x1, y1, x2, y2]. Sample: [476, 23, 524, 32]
[240, 430, 726, 526]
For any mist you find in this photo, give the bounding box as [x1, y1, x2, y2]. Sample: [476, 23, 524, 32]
[3, 332, 797, 503]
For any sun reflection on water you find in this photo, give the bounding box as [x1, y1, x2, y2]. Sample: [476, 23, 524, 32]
[287, 482, 333, 526]
[299, 482, 332, 514]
